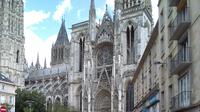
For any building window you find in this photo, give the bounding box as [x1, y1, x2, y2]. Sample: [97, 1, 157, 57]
[126, 82, 134, 112]
[160, 9, 164, 31]
[1, 84, 5, 90]
[178, 72, 191, 107]
[79, 38, 85, 72]
[47, 98, 52, 112]
[169, 85, 173, 108]
[10, 96, 13, 104]
[179, 36, 189, 58]
[127, 26, 135, 64]
[160, 37, 165, 55]
[16, 50, 19, 63]
[1, 96, 6, 104]
[161, 91, 165, 110]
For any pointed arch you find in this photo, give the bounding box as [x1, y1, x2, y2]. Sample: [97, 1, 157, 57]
[79, 35, 85, 72]
[76, 86, 82, 111]
[55, 97, 61, 104]
[47, 98, 53, 112]
[131, 25, 135, 63]
[94, 90, 111, 112]
[126, 25, 136, 64]
[126, 81, 134, 112]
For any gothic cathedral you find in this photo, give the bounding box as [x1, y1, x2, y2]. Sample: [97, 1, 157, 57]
[25, 0, 153, 112]
[69, 0, 153, 111]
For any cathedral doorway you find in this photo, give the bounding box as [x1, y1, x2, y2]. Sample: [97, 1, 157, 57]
[94, 90, 111, 112]
[47, 98, 52, 112]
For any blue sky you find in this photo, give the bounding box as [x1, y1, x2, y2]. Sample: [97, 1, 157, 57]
[24, 0, 158, 67]
[24, 0, 110, 40]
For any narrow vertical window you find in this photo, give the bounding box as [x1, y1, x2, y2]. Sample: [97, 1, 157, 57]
[80, 91, 82, 112]
[127, 27, 130, 64]
[131, 26, 135, 63]
[126, 82, 134, 112]
[79, 38, 85, 72]
[16, 50, 19, 63]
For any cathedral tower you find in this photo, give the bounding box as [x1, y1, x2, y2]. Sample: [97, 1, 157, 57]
[51, 19, 70, 66]
[0, 0, 25, 87]
[113, 0, 153, 111]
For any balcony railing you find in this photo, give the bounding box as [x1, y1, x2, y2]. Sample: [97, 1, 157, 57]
[169, 0, 180, 7]
[170, 7, 190, 40]
[171, 47, 191, 74]
[171, 91, 191, 111]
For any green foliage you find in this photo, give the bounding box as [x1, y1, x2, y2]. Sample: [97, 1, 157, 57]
[47, 103, 77, 112]
[15, 88, 46, 112]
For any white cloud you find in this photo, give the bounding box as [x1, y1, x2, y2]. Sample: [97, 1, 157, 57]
[24, 10, 54, 67]
[77, 9, 82, 19]
[24, 10, 51, 28]
[96, 8, 105, 20]
[53, 0, 72, 22]
[25, 29, 57, 67]
[152, 0, 159, 24]
[106, 0, 114, 10]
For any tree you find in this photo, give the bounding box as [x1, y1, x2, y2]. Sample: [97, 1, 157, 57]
[15, 88, 46, 112]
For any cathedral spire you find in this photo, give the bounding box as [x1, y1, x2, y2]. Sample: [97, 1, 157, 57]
[35, 53, 41, 70]
[55, 19, 69, 45]
[44, 58, 47, 69]
[89, 0, 96, 42]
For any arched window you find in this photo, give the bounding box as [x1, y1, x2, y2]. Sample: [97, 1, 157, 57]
[55, 97, 61, 104]
[16, 50, 19, 63]
[131, 26, 135, 63]
[11, 0, 14, 10]
[126, 26, 135, 64]
[126, 82, 134, 112]
[127, 27, 130, 64]
[79, 38, 85, 72]
[47, 98, 52, 112]
[80, 91, 82, 112]
[54, 49, 57, 61]
[63, 96, 68, 107]
[61, 48, 64, 59]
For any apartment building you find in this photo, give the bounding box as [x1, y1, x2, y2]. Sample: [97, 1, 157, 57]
[132, 0, 200, 112]
[0, 73, 16, 112]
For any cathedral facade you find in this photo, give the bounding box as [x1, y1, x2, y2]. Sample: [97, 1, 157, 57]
[25, 0, 153, 112]
[0, 0, 25, 87]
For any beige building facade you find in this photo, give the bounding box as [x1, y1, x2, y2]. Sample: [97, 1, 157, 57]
[132, 0, 200, 112]
[0, 73, 16, 112]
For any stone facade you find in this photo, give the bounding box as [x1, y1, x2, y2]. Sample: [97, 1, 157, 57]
[0, 0, 26, 87]
[0, 73, 16, 112]
[25, 0, 153, 112]
[69, 0, 153, 112]
[132, 0, 200, 112]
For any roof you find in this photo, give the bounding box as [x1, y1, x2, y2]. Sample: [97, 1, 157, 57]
[55, 20, 69, 45]
[27, 64, 68, 81]
[0, 72, 13, 83]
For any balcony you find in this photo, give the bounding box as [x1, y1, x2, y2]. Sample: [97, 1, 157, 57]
[171, 91, 191, 111]
[170, 7, 190, 40]
[171, 47, 191, 74]
[169, 0, 180, 7]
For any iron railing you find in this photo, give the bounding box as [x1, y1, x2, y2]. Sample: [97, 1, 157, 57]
[171, 47, 191, 74]
[170, 7, 190, 40]
[171, 91, 191, 110]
